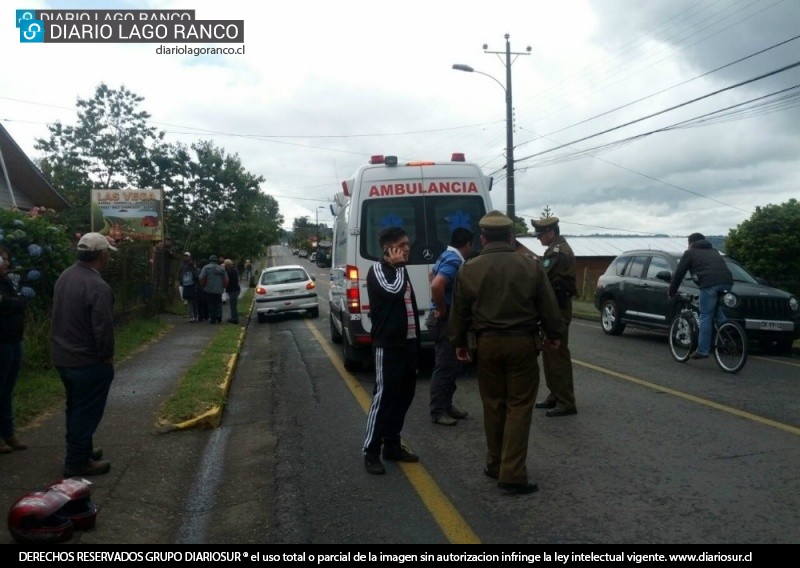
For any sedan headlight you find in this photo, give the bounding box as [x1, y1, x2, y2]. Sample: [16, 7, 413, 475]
[722, 292, 738, 308]
[790, 296, 799, 312]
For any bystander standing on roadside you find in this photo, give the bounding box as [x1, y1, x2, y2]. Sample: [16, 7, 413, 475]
[50, 233, 117, 477]
[180, 257, 200, 322]
[0, 245, 28, 454]
[223, 259, 241, 324]
[196, 258, 209, 322]
[200, 255, 228, 324]
[427, 227, 474, 426]
[177, 251, 192, 303]
[363, 226, 421, 475]
[244, 259, 254, 287]
[449, 211, 565, 495]
[531, 217, 578, 418]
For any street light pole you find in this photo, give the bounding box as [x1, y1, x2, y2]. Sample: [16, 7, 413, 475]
[453, 34, 531, 220]
[315, 205, 324, 256]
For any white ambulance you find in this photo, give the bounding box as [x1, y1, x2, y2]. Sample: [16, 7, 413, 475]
[328, 153, 494, 371]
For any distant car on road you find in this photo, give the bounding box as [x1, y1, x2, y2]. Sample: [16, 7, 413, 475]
[309, 252, 317, 263]
[254, 265, 319, 322]
[298, 250, 309, 258]
[595, 249, 799, 354]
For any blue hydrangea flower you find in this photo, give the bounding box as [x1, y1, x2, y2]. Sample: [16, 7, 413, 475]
[26, 269, 42, 281]
[20, 286, 36, 298]
[27, 244, 43, 258]
[12, 219, 24, 227]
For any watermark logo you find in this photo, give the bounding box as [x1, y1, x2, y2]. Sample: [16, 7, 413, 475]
[14, 9, 243, 44]
[16, 9, 44, 42]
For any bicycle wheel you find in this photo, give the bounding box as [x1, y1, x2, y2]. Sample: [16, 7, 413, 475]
[714, 321, 748, 373]
[669, 313, 696, 362]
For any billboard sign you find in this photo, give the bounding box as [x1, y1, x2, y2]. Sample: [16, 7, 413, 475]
[91, 189, 163, 242]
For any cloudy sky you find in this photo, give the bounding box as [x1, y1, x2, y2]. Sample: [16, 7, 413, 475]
[3, 0, 799, 237]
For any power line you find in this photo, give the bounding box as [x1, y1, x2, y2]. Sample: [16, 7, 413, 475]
[515, 60, 800, 165]
[514, 32, 800, 150]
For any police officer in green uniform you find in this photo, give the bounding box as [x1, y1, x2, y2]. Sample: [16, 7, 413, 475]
[449, 211, 565, 495]
[531, 216, 578, 417]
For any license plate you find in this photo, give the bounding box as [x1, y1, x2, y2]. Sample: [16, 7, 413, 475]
[279, 289, 295, 295]
[758, 321, 790, 331]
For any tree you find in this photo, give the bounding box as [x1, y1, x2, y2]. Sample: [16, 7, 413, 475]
[291, 216, 313, 251]
[165, 141, 283, 262]
[35, 83, 166, 236]
[725, 198, 800, 292]
[34, 83, 284, 265]
[513, 215, 528, 236]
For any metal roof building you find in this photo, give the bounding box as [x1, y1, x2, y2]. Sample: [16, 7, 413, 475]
[0, 124, 70, 211]
[514, 235, 689, 298]
[515, 236, 689, 258]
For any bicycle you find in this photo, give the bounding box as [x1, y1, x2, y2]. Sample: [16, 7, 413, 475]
[668, 291, 748, 373]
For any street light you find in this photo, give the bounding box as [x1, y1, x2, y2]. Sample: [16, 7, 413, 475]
[315, 205, 325, 254]
[453, 34, 530, 220]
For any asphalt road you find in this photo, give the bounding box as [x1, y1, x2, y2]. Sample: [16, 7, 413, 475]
[261, 245, 800, 544]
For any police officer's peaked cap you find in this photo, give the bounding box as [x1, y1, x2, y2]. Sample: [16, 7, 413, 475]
[479, 210, 514, 229]
[530, 216, 559, 236]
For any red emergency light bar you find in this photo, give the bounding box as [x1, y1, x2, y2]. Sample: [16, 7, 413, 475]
[369, 154, 465, 165]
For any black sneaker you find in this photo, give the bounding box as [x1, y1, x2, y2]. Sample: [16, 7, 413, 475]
[382, 444, 419, 463]
[498, 481, 538, 495]
[364, 454, 386, 475]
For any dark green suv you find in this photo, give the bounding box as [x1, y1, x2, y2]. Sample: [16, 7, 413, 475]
[594, 249, 800, 354]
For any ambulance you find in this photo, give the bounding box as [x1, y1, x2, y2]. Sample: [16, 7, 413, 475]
[328, 153, 494, 371]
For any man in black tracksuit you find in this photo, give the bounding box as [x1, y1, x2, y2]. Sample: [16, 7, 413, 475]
[363, 226, 421, 475]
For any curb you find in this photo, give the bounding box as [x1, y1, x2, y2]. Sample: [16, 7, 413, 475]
[159, 319, 249, 432]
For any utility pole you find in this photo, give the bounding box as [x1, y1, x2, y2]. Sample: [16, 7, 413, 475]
[456, 35, 530, 220]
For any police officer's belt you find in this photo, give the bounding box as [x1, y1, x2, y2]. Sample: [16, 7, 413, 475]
[477, 328, 535, 338]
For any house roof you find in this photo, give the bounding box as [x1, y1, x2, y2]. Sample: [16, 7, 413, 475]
[515, 235, 689, 258]
[0, 123, 70, 211]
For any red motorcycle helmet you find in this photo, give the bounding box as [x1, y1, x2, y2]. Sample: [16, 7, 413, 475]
[50, 478, 97, 531]
[7, 491, 74, 544]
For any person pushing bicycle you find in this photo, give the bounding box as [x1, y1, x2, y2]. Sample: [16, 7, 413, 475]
[667, 233, 733, 359]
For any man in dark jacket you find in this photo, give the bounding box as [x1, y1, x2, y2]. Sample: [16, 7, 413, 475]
[362, 226, 420, 475]
[668, 232, 733, 359]
[0, 245, 28, 453]
[51, 233, 117, 477]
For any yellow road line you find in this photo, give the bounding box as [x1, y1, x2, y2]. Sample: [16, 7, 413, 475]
[749, 354, 800, 368]
[574, 359, 800, 436]
[305, 320, 481, 544]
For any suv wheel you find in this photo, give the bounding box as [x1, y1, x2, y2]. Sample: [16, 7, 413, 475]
[600, 299, 626, 335]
